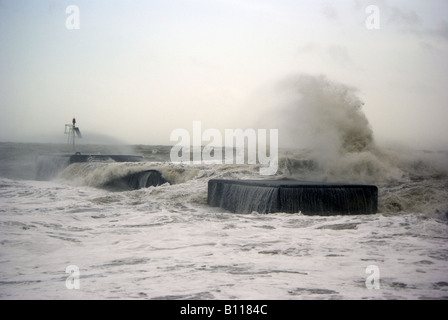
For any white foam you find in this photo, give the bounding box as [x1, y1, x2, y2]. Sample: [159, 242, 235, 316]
[1, 165, 448, 299]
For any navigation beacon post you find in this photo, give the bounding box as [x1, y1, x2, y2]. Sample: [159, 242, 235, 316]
[64, 118, 82, 153]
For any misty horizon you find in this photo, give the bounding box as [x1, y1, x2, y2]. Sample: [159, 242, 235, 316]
[1, 1, 448, 151]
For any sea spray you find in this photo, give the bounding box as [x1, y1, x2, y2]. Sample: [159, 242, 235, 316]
[260, 74, 411, 184]
[267, 74, 373, 154]
[253, 74, 448, 216]
[36, 155, 70, 181]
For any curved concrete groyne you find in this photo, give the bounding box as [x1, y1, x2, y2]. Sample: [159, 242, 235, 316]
[104, 169, 169, 190]
[207, 179, 378, 215]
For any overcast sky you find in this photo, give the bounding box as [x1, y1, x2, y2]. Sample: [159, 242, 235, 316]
[1, 0, 447, 149]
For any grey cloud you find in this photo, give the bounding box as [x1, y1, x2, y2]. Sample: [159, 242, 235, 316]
[321, 2, 339, 21]
[429, 20, 448, 41]
[386, 5, 420, 27]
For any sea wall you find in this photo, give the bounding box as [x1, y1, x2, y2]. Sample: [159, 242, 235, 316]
[208, 179, 378, 215]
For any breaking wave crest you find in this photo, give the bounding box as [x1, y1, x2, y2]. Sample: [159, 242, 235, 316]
[256, 74, 448, 216]
[56, 162, 197, 189]
[258, 74, 446, 184]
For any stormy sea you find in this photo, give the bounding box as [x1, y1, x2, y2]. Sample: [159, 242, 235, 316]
[0, 140, 447, 300]
[1, 76, 447, 300]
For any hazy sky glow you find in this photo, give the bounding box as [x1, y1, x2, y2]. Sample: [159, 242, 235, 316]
[1, 0, 447, 149]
